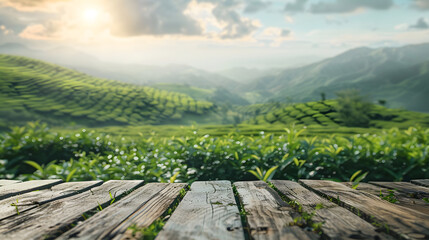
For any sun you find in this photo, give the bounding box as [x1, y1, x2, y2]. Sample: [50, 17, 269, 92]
[83, 8, 100, 23]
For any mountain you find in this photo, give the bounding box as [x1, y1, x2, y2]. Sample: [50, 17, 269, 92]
[244, 43, 429, 112]
[0, 54, 218, 129]
[218, 67, 282, 83]
[0, 43, 241, 93]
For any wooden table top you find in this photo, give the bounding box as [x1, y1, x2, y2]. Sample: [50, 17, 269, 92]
[0, 179, 428, 240]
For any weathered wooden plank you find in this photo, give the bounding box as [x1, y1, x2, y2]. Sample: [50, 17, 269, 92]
[370, 181, 429, 199]
[0, 180, 21, 187]
[301, 180, 429, 240]
[156, 181, 244, 240]
[411, 179, 429, 188]
[0, 179, 63, 200]
[0, 180, 144, 240]
[272, 180, 388, 240]
[58, 183, 186, 240]
[235, 181, 318, 240]
[0, 181, 103, 220]
[342, 182, 429, 216]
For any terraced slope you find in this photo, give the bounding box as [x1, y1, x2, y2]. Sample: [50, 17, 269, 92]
[246, 100, 429, 128]
[0, 55, 215, 128]
[152, 83, 249, 105]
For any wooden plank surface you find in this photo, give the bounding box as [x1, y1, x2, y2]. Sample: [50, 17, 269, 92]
[0, 181, 103, 221]
[235, 181, 317, 240]
[0, 180, 21, 187]
[301, 180, 429, 240]
[156, 181, 244, 240]
[370, 182, 429, 199]
[0, 179, 63, 200]
[0, 180, 144, 240]
[58, 183, 186, 240]
[411, 179, 429, 188]
[342, 182, 429, 215]
[272, 180, 388, 240]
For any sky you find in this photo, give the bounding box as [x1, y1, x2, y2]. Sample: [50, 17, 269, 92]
[0, 0, 428, 70]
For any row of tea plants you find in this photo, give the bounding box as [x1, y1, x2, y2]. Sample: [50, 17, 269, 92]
[0, 122, 427, 183]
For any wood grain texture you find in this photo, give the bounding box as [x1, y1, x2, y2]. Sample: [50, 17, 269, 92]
[301, 180, 429, 240]
[369, 182, 429, 199]
[0, 180, 144, 240]
[272, 180, 388, 240]
[58, 183, 186, 240]
[0, 179, 63, 200]
[156, 181, 244, 240]
[0, 180, 21, 187]
[342, 182, 429, 216]
[0, 181, 103, 221]
[235, 181, 318, 240]
[411, 179, 429, 188]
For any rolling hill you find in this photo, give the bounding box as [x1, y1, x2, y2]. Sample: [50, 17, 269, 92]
[244, 100, 429, 128]
[0, 43, 241, 92]
[153, 83, 249, 105]
[244, 43, 429, 112]
[0, 55, 217, 129]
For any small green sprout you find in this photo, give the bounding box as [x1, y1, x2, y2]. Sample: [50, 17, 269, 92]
[11, 199, 19, 215]
[248, 166, 278, 182]
[349, 170, 368, 189]
[379, 189, 398, 203]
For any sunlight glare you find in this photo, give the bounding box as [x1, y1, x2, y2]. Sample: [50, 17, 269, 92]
[83, 8, 100, 23]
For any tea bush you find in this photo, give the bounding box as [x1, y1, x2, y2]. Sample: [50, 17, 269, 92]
[1, 122, 427, 182]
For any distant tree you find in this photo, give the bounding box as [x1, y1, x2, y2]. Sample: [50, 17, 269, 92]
[321, 92, 326, 102]
[233, 115, 241, 126]
[336, 90, 372, 127]
[378, 99, 387, 106]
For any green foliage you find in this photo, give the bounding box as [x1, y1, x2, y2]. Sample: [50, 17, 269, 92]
[243, 99, 429, 129]
[11, 199, 19, 215]
[248, 166, 278, 182]
[349, 170, 369, 189]
[379, 189, 399, 203]
[0, 54, 214, 128]
[289, 201, 325, 234]
[128, 219, 165, 240]
[1, 123, 429, 182]
[336, 90, 372, 127]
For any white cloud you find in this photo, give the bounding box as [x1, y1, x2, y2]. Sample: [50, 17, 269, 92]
[0, 25, 13, 35]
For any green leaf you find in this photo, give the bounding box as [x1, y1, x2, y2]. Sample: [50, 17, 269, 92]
[263, 166, 278, 182]
[349, 170, 362, 182]
[256, 167, 263, 178]
[169, 172, 180, 183]
[65, 168, 77, 182]
[25, 161, 44, 174]
[248, 170, 262, 181]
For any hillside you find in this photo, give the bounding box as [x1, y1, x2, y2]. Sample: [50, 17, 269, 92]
[0, 55, 216, 129]
[153, 83, 249, 105]
[245, 100, 429, 128]
[0, 43, 242, 92]
[244, 43, 429, 112]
